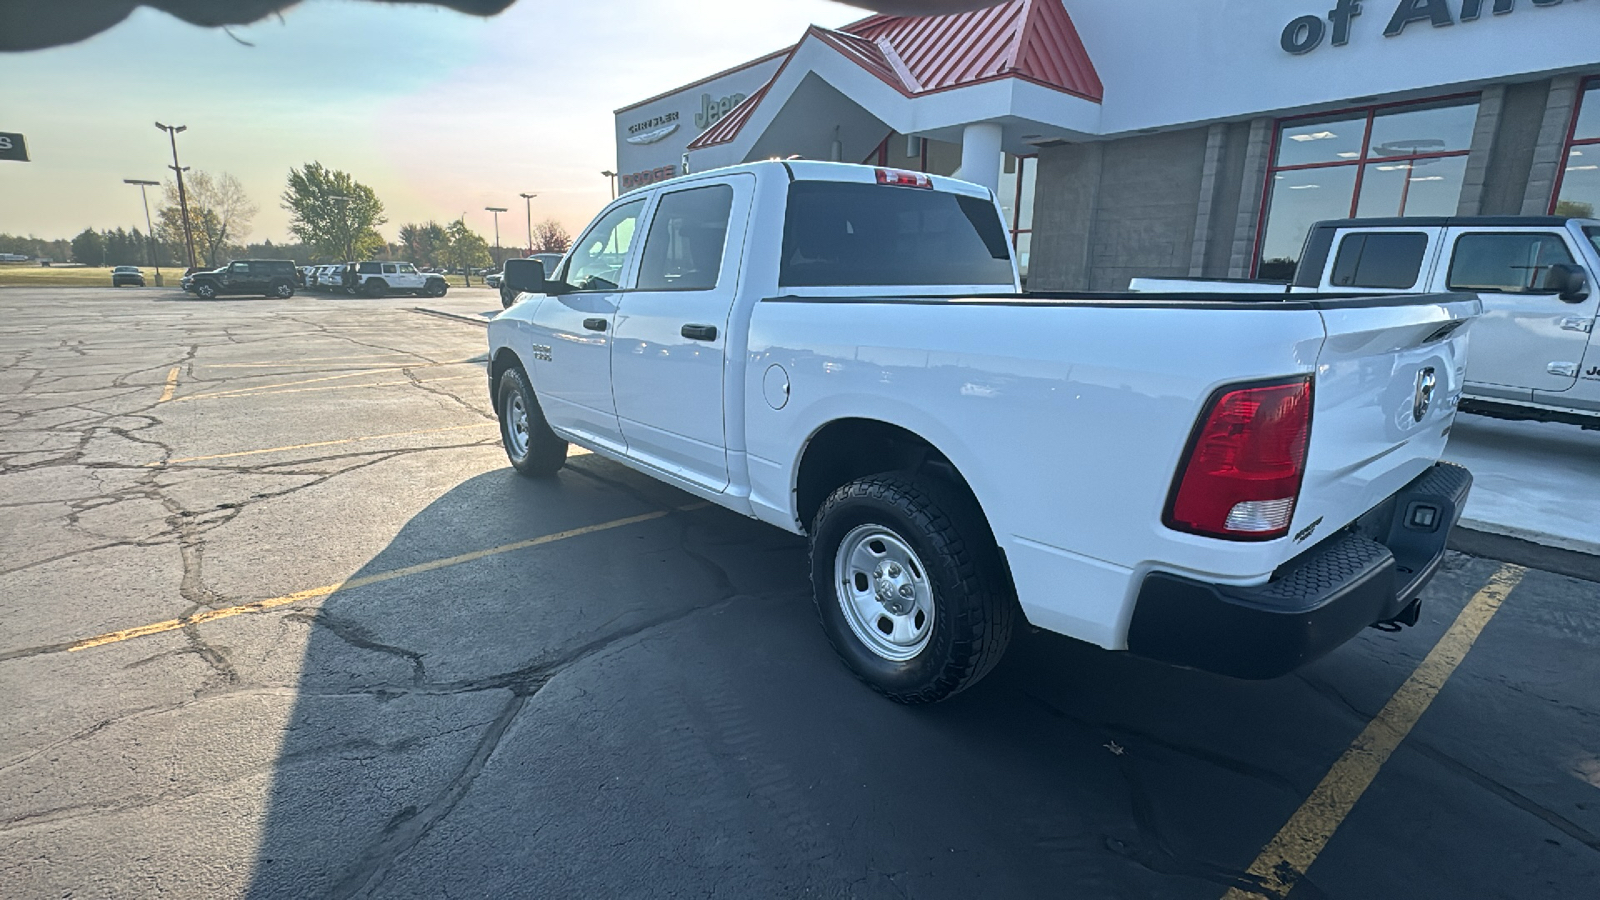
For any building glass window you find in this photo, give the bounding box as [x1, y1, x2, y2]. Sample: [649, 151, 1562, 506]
[1256, 96, 1479, 280]
[998, 154, 1036, 282]
[1553, 77, 1600, 218]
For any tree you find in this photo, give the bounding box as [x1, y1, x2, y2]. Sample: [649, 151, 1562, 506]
[397, 221, 448, 268]
[444, 219, 491, 286]
[70, 228, 105, 265]
[281, 163, 386, 262]
[531, 219, 572, 255]
[155, 170, 258, 268]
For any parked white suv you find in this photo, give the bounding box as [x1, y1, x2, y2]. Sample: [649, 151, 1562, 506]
[351, 261, 448, 298]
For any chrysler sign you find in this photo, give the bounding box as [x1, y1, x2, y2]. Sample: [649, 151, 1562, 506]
[1281, 0, 1578, 55]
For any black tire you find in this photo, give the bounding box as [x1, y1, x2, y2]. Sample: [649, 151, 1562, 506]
[270, 280, 295, 299]
[195, 282, 217, 300]
[425, 279, 448, 298]
[500, 286, 515, 309]
[809, 472, 1016, 704]
[365, 278, 388, 298]
[496, 366, 567, 477]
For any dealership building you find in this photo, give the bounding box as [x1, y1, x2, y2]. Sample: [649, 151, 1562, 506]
[613, 0, 1600, 287]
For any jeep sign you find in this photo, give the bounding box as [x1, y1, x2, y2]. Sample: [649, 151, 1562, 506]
[0, 132, 29, 162]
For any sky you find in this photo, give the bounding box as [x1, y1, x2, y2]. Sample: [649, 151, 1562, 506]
[0, 0, 860, 247]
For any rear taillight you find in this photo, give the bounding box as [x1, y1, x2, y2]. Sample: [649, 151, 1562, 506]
[1165, 378, 1313, 541]
[875, 168, 933, 188]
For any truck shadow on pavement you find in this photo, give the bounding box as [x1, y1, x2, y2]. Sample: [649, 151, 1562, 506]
[240, 454, 1508, 900]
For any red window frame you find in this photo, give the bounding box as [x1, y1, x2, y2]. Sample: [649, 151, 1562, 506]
[1549, 75, 1600, 214]
[1253, 92, 1479, 277]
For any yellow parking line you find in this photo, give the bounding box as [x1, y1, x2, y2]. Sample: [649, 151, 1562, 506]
[178, 368, 398, 400]
[144, 422, 499, 466]
[65, 503, 707, 654]
[158, 367, 179, 403]
[173, 374, 482, 402]
[1222, 564, 1526, 900]
[201, 355, 418, 367]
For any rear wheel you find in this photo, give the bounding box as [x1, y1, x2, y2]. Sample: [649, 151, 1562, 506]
[365, 278, 388, 298]
[810, 472, 1015, 704]
[497, 366, 567, 477]
[270, 281, 295, 299]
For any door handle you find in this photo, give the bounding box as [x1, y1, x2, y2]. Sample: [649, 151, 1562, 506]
[582, 318, 608, 332]
[681, 324, 717, 341]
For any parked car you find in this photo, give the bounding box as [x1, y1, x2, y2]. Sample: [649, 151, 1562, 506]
[348, 261, 448, 297]
[487, 160, 1478, 703]
[179, 265, 208, 293]
[110, 265, 145, 287]
[1131, 215, 1600, 431]
[188, 259, 299, 299]
[484, 270, 502, 289]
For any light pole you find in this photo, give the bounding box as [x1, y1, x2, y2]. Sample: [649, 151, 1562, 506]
[123, 178, 162, 286]
[519, 193, 536, 255]
[601, 170, 617, 200]
[485, 206, 506, 267]
[154, 122, 197, 270]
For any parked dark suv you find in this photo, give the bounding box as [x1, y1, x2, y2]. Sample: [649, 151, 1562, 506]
[189, 259, 298, 299]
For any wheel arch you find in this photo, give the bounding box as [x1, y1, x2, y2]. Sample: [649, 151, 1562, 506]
[794, 417, 986, 535]
[489, 346, 527, 408]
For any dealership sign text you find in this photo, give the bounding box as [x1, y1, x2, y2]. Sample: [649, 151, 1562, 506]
[1281, 0, 1578, 55]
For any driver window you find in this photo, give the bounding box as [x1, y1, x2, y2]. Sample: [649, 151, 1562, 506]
[231, 262, 249, 274]
[559, 199, 646, 292]
[399, 264, 416, 274]
[382, 263, 397, 275]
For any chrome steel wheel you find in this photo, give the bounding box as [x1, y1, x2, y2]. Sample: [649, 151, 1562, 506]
[834, 524, 935, 662]
[505, 391, 530, 460]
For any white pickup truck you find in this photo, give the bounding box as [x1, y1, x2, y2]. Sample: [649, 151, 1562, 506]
[1133, 216, 1600, 431]
[486, 161, 1478, 703]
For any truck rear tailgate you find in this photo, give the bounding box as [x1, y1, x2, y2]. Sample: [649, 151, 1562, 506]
[1291, 295, 1479, 547]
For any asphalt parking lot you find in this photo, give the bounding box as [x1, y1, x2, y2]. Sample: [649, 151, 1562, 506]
[1, 286, 1597, 900]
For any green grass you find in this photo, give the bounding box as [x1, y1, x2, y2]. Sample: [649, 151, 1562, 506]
[0, 265, 176, 287]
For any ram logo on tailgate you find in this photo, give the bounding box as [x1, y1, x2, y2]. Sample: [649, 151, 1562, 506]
[1413, 367, 1437, 423]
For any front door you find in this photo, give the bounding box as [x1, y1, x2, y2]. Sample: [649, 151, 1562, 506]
[526, 197, 647, 453]
[393, 263, 425, 291]
[1443, 228, 1599, 394]
[611, 177, 750, 490]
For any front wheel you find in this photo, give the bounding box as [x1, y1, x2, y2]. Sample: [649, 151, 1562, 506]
[195, 282, 217, 300]
[810, 472, 1016, 704]
[497, 366, 568, 477]
[425, 280, 447, 298]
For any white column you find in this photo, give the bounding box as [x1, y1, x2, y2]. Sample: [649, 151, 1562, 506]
[955, 122, 1004, 194]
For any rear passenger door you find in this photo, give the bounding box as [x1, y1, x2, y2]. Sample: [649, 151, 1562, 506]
[1442, 228, 1597, 396]
[611, 176, 751, 491]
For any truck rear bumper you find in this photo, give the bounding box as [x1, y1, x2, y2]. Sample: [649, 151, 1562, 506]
[1127, 462, 1472, 680]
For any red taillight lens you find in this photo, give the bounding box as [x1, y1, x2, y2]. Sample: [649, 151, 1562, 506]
[875, 168, 933, 188]
[1165, 378, 1313, 541]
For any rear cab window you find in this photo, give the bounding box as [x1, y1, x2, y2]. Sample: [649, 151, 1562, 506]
[636, 184, 734, 292]
[1447, 232, 1576, 293]
[779, 180, 1013, 289]
[1329, 232, 1428, 289]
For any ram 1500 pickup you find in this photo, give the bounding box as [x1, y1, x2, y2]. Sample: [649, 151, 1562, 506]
[487, 161, 1479, 703]
[1133, 216, 1600, 431]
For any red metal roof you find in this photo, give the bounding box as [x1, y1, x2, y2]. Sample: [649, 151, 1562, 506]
[687, 0, 1102, 150]
[844, 0, 1102, 102]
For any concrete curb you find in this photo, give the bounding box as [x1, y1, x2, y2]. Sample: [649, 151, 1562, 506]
[1451, 527, 1600, 584]
[413, 307, 491, 327]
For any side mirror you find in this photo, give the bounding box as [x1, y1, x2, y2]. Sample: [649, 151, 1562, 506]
[1544, 263, 1590, 303]
[503, 258, 549, 295]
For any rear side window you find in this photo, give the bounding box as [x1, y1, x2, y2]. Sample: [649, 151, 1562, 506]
[636, 184, 733, 292]
[358, 262, 380, 274]
[780, 181, 1012, 287]
[1329, 233, 1427, 289]
[1448, 233, 1576, 293]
